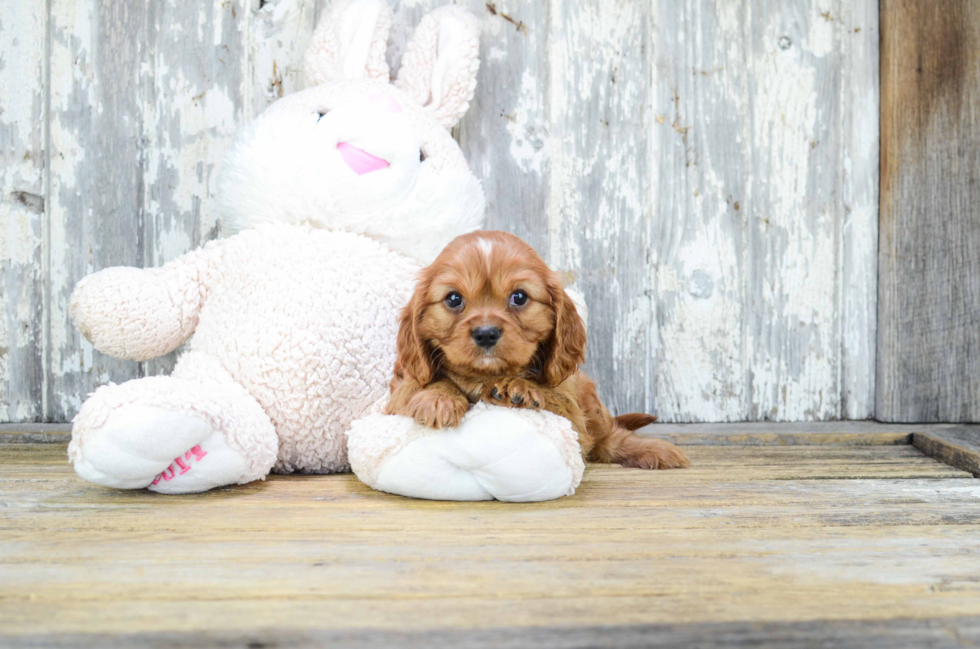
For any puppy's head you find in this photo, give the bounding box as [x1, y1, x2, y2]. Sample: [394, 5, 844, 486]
[396, 231, 586, 386]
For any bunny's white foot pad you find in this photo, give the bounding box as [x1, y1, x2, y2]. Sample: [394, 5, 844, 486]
[71, 406, 250, 495]
[348, 402, 585, 502]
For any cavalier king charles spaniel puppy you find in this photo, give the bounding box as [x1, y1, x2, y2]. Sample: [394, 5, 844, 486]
[384, 230, 689, 470]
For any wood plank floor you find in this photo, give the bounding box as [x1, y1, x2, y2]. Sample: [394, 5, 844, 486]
[2, 435, 980, 647]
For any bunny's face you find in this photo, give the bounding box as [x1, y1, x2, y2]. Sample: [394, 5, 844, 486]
[216, 1, 485, 264]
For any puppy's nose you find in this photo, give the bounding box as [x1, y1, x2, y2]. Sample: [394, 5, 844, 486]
[472, 326, 502, 349]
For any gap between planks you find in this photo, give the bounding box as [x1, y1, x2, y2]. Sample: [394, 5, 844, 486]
[1, 443, 978, 643]
[3, 423, 977, 478]
[0, 420, 962, 445]
[6, 616, 980, 649]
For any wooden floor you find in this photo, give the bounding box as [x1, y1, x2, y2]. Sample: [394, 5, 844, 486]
[2, 426, 980, 647]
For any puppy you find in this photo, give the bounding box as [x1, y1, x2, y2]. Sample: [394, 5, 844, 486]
[384, 230, 689, 470]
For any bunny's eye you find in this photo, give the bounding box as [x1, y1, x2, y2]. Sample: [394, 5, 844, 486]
[316, 111, 327, 123]
[419, 149, 427, 162]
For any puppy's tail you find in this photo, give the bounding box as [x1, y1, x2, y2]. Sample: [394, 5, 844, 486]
[614, 413, 657, 431]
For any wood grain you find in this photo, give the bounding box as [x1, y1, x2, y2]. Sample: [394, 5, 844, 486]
[1, 442, 978, 641]
[546, 0, 654, 414]
[46, 0, 146, 420]
[2, 0, 881, 423]
[249, 0, 320, 118]
[0, 2, 46, 422]
[461, 0, 879, 420]
[140, 0, 248, 378]
[641, 421, 980, 448]
[914, 428, 980, 477]
[458, 0, 551, 256]
[651, 1, 879, 421]
[14, 421, 978, 448]
[8, 617, 980, 649]
[839, 0, 880, 419]
[42, 0, 251, 413]
[878, 0, 980, 422]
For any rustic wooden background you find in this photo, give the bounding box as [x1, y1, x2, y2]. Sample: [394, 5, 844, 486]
[878, 0, 980, 423]
[2, 0, 969, 424]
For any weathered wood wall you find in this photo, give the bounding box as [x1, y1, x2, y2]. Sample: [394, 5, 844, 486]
[878, 0, 980, 422]
[1, 2, 46, 423]
[0, 0, 879, 423]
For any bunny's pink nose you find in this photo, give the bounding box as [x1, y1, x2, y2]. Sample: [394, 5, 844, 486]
[337, 142, 390, 175]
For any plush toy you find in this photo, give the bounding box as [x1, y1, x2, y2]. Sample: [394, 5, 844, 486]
[67, 0, 584, 501]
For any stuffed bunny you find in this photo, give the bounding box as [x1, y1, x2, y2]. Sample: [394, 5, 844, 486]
[67, 0, 584, 501]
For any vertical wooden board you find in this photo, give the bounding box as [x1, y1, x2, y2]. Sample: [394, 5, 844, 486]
[30, 0, 880, 423]
[47, 0, 145, 420]
[388, 0, 551, 255]
[249, 0, 318, 120]
[396, 0, 653, 414]
[389, 0, 552, 249]
[456, 1, 551, 255]
[546, 0, 653, 414]
[743, 0, 842, 421]
[878, 0, 980, 422]
[650, 1, 750, 421]
[838, 0, 878, 420]
[0, 2, 46, 422]
[651, 0, 877, 421]
[141, 0, 249, 377]
[387, 0, 433, 76]
[249, 0, 430, 122]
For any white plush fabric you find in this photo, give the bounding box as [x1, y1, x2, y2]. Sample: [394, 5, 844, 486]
[215, 79, 485, 264]
[350, 402, 584, 502]
[394, 6, 481, 129]
[69, 351, 278, 492]
[67, 0, 585, 501]
[71, 225, 419, 477]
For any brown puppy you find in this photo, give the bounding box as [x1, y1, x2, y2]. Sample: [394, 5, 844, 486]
[384, 230, 689, 470]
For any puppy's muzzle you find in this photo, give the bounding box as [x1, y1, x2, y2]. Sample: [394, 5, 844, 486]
[472, 326, 501, 349]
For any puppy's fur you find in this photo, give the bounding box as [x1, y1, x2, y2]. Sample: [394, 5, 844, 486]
[385, 231, 689, 470]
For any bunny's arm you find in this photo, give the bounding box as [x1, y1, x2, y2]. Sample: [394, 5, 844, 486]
[70, 240, 226, 362]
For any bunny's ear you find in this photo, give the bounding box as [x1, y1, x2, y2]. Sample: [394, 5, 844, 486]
[303, 0, 392, 86]
[395, 6, 481, 129]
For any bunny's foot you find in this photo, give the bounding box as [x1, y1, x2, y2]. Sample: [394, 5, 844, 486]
[70, 354, 278, 494]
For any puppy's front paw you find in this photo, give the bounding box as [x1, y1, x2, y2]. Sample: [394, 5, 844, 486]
[405, 390, 469, 429]
[483, 377, 544, 410]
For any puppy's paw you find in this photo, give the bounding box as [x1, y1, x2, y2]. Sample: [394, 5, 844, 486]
[482, 377, 544, 410]
[405, 390, 469, 429]
[618, 438, 690, 470]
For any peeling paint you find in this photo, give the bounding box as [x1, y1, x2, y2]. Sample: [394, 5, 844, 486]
[249, 0, 315, 118]
[546, 0, 652, 413]
[650, 0, 877, 422]
[0, 0, 46, 421]
[505, 68, 547, 174]
[2, 0, 878, 423]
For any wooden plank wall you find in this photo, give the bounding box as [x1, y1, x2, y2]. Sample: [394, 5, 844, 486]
[0, 0, 879, 423]
[648, 1, 878, 421]
[878, 0, 980, 422]
[0, 2, 46, 423]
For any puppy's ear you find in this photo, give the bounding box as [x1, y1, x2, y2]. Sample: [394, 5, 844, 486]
[396, 282, 436, 387]
[541, 272, 587, 387]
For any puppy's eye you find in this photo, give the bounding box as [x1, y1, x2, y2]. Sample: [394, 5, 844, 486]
[445, 292, 464, 309]
[509, 290, 528, 307]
